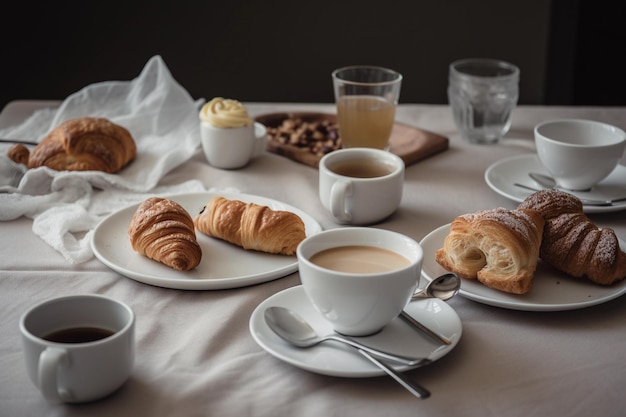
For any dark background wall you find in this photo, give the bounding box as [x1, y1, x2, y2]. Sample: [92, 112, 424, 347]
[1, 0, 624, 111]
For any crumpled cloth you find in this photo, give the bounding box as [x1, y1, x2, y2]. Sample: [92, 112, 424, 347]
[0, 55, 208, 263]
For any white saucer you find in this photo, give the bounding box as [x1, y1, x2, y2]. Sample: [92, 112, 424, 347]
[420, 224, 626, 311]
[91, 192, 322, 290]
[485, 154, 626, 213]
[249, 285, 462, 378]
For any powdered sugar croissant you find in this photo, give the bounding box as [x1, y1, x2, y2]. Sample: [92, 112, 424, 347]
[435, 207, 545, 294]
[194, 196, 306, 255]
[129, 197, 202, 271]
[8, 117, 136, 173]
[519, 189, 626, 285]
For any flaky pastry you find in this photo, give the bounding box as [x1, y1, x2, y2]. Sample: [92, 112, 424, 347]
[519, 189, 626, 285]
[435, 207, 544, 294]
[129, 197, 202, 271]
[8, 117, 136, 173]
[194, 196, 306, 255]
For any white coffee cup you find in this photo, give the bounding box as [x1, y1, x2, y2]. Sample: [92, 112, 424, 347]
[200, 121, 267, 169]
[297, 227, 423, 336]
[535, 119, 626, 190]
[20, 294, 135, 404]
[319, 148, 404, 224]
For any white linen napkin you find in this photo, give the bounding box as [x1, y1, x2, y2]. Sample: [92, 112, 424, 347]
[0, 55, 208, 263]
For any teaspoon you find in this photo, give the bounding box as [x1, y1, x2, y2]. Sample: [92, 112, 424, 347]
[514, 183, 625, 206]
[264, 306, 423, 365]
[529, 172, 626, 203]
[411, 273, 461, 301]
[264, 306, 431, 399]
[528, 172, 559, 189]
[400, 273, 461, 346]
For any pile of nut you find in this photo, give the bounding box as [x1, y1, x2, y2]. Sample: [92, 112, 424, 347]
[266, 117, 341, 157]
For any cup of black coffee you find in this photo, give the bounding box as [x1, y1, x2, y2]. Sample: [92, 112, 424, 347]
[19, 294, 135, 403]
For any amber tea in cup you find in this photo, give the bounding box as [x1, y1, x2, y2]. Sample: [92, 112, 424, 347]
[319, 148, 404, 225]
[328, 158, 395, 178]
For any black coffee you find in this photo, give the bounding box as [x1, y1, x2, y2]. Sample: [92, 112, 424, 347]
[43, 327, 115, 343]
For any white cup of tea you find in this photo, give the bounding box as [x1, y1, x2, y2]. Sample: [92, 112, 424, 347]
[319, 148, 404, 224]
[297, 227, 423, 336]
[535, 119, 626, 190]
[200, 121, 267, 169]
[19, 294, 135, 404]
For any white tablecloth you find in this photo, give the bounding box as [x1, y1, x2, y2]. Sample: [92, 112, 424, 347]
[1, 101, 625, 417]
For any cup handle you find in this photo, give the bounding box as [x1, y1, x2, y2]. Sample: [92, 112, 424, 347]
[252, 122, 267, 158]
[38, 347, 69, 403]
[330, 180, 352, 222]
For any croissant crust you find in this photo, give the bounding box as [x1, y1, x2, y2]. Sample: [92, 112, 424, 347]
[194, 196, 306, 255]
[519, 189, 626, 285]
[435, 207, 544, 294]
[7, 117, 136, 173]
[129, 197, 202, 271]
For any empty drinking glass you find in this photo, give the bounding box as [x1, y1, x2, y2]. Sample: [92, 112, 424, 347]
[448, 58, 519, 144]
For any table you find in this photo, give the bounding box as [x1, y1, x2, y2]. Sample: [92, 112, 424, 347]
[1, 102, 625, 417]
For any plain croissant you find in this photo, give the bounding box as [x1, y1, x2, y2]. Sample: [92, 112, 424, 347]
[435, 207, 545, 294]
[128, 197, 202, 271]
[519, 189, 626, 285]
[7, 117, 136, 173]
[194, 196, 306, 255]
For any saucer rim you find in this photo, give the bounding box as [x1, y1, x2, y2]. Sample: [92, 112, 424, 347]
[249, 285, 462, 378]
[484, 154, 626, 213]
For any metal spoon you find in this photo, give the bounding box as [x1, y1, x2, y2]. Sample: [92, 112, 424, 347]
[264, 306, 424, 365]
[411, 273, 461, 301]
[528, 172, 559, 189]
[514, 183, 625, 206]
[529, 172, 626, 204]
[264, 306, 431, 399]
[400, 273, 461, 346]
[0, 138, 38, 146]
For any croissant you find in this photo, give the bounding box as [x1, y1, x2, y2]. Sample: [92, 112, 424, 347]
[519, 189, 626, 285]
[435, 207, 545, 294]
[7, 117, 136, 173]
[194, 196, 306, 255]
[128, 197, 202, 271]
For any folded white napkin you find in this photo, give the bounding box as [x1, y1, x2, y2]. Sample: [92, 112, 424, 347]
[0, 55, 208, 263]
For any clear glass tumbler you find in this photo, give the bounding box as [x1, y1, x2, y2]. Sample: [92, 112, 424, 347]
[332, 66, 402, 150]
[448, 58, 519, 144]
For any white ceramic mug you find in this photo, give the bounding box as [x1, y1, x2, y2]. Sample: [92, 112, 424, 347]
[535, 119, 626, 190]
[319, 148, 404, 224]
[20, 294, 135, 404]
[200, 121, 267, 169]
[297, 227, 423, 336]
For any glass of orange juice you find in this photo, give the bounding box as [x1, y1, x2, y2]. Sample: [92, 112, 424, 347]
[332, 66, 402, 150]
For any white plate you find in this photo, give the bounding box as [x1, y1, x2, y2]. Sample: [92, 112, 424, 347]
[91, 192, 322, 290]
[249, 285, 462, 378]
[420, 224, 626, 311]
[485, 154, 626, 213]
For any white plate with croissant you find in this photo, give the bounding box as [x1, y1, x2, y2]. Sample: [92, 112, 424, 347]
[91, 192, 322, 290]
[420, 224, 626, 311]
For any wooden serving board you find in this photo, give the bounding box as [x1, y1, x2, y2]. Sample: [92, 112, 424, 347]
[256, 112, 449, 168]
